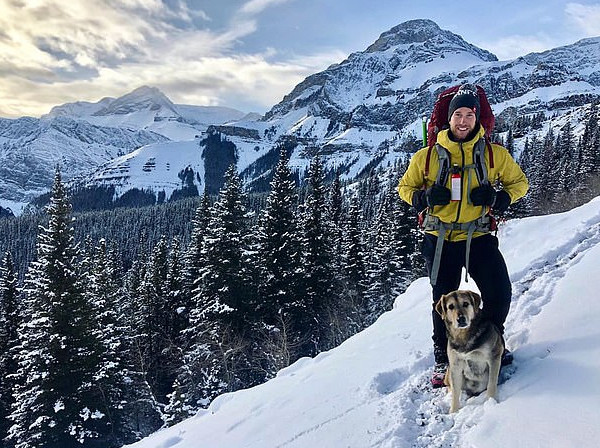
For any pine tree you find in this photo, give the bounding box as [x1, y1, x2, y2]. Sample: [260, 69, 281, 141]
[137, 236, 182, 402]
[364, 177, 414, 324]
[556, 122, 575, 194]
[85, 238, 161, 447]
[0, 252, 19, 447]
[298, 155, 336, 355]
[339, 197, 368, 334]
[327, 172, 344, 256]
[167, 237, 187, 348]
[8, 168, 107, 448]
[173, 165, 253, 420]
[580, 109, 599, 176]
[505, 128, 515, 157]
[254, 149, 302, 376]
[182, 193, 211, 301]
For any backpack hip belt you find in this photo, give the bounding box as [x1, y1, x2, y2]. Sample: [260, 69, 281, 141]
[422, 212, 496, 287]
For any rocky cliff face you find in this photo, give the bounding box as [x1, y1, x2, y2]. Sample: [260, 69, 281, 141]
[235, 19, 600, 186]
[3, 19, 600, 212]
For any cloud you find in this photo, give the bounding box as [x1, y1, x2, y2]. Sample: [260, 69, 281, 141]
[565, 2, 600, 37]
[239, 0, 295, 16]
[479, 34, 559, 60]
[0, 0, 345, 117]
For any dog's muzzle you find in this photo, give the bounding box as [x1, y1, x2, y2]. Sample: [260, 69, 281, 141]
[457, 315, 468, 328]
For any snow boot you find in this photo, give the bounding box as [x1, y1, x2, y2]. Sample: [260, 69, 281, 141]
[431, 362, 447, 388]
[432, 346, 448, 388]
[501, 348, 513, 366]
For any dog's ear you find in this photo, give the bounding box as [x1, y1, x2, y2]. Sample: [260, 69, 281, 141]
[468, 291, 482, 310]
[435, 295, 446, 318]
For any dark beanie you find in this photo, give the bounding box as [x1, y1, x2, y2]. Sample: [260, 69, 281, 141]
[448, 84, 480, 122]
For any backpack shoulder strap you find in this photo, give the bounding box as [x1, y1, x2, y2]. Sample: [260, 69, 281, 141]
[423, 144, 451, 186]
[486, 138, 494, 169]
[424, 145, 433, 178]
[473, 138, 493, 185]
[435, 144, 451, 187]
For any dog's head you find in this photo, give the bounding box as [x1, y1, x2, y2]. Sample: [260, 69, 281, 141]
[435, 290, 481, 330]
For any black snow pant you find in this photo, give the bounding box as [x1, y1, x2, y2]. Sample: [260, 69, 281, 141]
[421, 232, 512, 363]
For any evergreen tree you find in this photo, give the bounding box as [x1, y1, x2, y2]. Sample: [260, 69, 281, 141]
[580, 109, 599, 176]
[254, 149, 302, 376]
[182, 193, 211, 301]
[137, 236, 182, 402]
[298, 155, 336, 355]
[8, 168, 107, 448]
[505, 128, 515, 157]
[0, 252, 19, 447]
[556, 121, 575, 194]
[174, 165, 253, 420]
[85, 239, 162, 446]
[364, 177, 414, 324]
[167, 238, 187, 348]
[339, 197, 368, 334]
[327, 172, 344, 256]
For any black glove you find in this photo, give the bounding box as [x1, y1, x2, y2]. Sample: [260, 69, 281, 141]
[411, 190, 428, 212]
[492, 190, 511, 213]
[425, 184, 451, 207]
[470, 184, 496, 206]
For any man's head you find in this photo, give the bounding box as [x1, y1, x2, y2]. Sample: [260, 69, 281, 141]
[448, 84, 480, 141]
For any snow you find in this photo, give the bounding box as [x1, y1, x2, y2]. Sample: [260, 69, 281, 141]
[89, 140, 205, 199]
[125, 196, 600, 448]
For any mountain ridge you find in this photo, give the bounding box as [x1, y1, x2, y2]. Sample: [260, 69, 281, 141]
[3, 19, 600, 214]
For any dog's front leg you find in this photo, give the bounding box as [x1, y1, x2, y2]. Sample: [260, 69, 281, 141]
[486, 356, 501, 400]
[448, 364, 464, 413]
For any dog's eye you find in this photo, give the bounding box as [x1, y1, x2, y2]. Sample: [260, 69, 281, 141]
[448, 304, 455, 310]
[463, 302, 469, 307]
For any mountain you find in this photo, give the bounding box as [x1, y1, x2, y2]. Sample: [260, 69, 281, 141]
[0, 116, 168, 213]
[124, 196, 600, 448]
[72, 19, 507, 203]
[47, 86, 250, 141]
[0, 86, 249, 214]
[4, 19, 600, 212]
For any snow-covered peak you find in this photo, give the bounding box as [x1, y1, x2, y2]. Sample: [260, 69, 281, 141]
[44, 97, 114, 119]
[367, 19, 445, 49]
[365, 18, 496, 62]
[93, 85, 177, 116]
[265, 19, 497, 120]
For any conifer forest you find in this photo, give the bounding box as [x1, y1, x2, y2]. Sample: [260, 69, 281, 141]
[1, 110, 600, 447]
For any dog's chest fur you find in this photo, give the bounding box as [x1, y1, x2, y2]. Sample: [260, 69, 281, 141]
[447, 320, 500, 396]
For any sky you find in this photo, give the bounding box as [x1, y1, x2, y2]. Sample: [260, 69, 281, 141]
[124, 196, 600, 447]
[2, 0, 600, 118]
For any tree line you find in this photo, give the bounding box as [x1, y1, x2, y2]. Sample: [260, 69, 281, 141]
[3, 104, 600, 447]
[0, 151, 419, 447]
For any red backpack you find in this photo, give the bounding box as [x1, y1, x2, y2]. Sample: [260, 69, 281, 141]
[427, 84, 495, 146]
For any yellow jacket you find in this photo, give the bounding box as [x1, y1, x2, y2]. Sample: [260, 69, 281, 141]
[398, 126, 529, 241]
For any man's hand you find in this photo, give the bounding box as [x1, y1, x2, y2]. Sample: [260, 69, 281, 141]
[426, 184, 451, 207]
[470, 184, 496, 206]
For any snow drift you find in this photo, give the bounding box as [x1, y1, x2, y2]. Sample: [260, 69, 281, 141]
[126, 197, 600, 448]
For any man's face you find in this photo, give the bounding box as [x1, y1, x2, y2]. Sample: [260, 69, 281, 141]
[449, 107, 477, 141]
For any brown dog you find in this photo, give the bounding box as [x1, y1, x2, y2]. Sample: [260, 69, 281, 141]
[435, 290, 504, 413]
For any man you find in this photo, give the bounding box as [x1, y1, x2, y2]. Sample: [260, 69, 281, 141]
[398, 84, 529, 387]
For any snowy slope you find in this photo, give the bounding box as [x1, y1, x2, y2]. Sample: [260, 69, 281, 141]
[86, 140, 205, 200]
[125, 196, 600, 448]
[46, 86, 250, 141]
